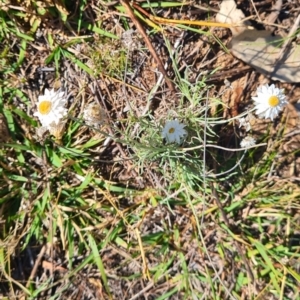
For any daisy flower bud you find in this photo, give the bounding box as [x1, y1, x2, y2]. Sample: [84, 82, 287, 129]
[83, 101, 106, 129]
[240, 136, 256, 148]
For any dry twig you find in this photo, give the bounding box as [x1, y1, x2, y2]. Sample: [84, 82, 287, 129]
[120, 0, 176, 93]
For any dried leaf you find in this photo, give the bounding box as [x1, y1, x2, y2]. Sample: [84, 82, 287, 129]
[52, 0, 69, 16]
[49, 121, 66, 142]
[215, 0, 249, 36]
[230, 30, 300, 83]
[217, 0, 300, 83]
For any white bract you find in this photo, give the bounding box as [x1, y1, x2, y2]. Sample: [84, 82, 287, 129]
[238, 116, 251, 132]
[162, 120, 187, 144]
[48, 121, 66, 140]
[240, 136, 256, 148]
[252, 84, 287, 120]
[34, 89, 67, 127]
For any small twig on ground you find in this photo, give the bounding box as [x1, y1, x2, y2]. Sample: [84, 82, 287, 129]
[194, 4, 220, 14]
[182, 142, 267, 152]
[250, 0, 262, 22]
[265, 0, 283, 32]
[26, 245, 46, 288]
[120, 0, 176, 93]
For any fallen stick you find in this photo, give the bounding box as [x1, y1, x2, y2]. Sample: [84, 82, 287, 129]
[120, 0, 176, 93]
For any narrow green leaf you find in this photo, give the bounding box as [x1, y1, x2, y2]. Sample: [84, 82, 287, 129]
[78, 172, 93, 190]
[16, 39, 27, 66]
[3, 143, 30, 151]
[250, 238, 281, 293]
[58, 146, 89, 157]
[46, 146, 63, 168]
[8, 175, 28, 182]
[88, 234, 111, 296]
[82, 22, 118, 39]
[156, 287, 179, 300]
[3, 108, 15, 137]
[62, 50, 94, 76]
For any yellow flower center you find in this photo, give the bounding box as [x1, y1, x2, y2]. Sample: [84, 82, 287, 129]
[38, 100, 52, 115]
[168, 127, 175, 134]
[268, 95, 279, 107]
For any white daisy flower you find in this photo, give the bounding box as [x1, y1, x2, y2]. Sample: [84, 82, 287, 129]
[162, 120, 187, 144]
[34, 89, 67, 127]
[240, 136, 256, 148]
[252, 84, 288, 120]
